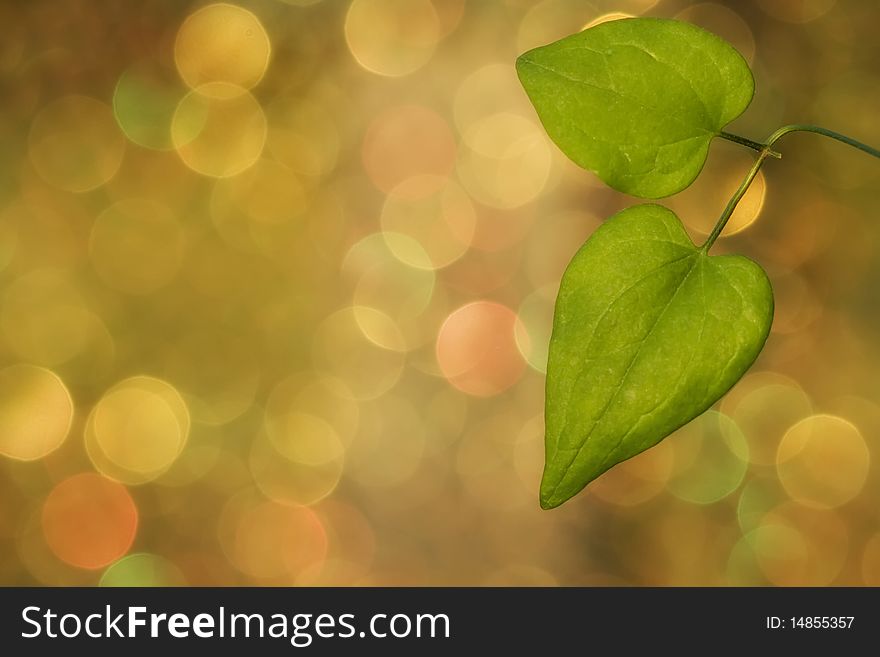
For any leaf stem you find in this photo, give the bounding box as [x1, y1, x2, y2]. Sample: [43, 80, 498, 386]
[703, 124, 880, 252]
[720, 131, 781, 158]
[701, 148, 772, 252]
[764, 124, 880, 159]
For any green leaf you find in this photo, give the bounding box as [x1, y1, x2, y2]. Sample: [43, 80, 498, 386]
[516, 17, 754, 198]
[541, 204, 773, 509]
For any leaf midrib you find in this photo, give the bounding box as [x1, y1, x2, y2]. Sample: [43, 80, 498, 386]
[546, 252, 701, 502]
[518, 57, 715, 140]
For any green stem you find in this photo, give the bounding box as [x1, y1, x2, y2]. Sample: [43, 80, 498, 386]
[764, 124, 880, 158]
[703, 124, 880, 252]
[700, 148, 772, 252]
[720, 131, 781, 158]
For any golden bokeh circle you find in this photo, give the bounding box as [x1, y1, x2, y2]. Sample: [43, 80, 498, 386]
[721, 371, 813, 466]
[174, 3, 271, 95]
[86, 376, 190, 485]
[250, 429, 345, 507]
[457, 112, 553, 209]
[776, 414, 869, 508]
[312, 306, 405, 400]
[0, 364, 73, 461]
[345, 0, 440, 77]
[381, 176, 476, 270]
[171, 83, 267, 178]
[28, 95, 125, 192]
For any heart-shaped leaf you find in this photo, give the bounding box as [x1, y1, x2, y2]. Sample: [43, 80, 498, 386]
[517, 17, 754, 199]
[541, 204, 773, 509]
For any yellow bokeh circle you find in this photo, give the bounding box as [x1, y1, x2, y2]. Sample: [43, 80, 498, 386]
[776, 414, 869, 508]
[0, 364, 73, 461]
[172, 83, 267, 178]
[345, 0, 440, 77]
[86, 376, 190, 484]
[174, 3, 271, 96]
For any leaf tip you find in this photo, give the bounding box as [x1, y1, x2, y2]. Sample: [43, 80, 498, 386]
[538, 475, 570, 510]
[539, 494, 562, 510]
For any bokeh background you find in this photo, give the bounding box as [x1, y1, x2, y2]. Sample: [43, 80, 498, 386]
[1, 0, 879, 586]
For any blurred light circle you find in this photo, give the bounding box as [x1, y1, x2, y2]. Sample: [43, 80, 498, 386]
[87, 376, 190, 484]
[265, 411, 344, 467]
[313, 306, 405, 399]
[756, 0, 837, 23]
[721, 371, 813, 466]
[514, 285, 556, 373]
[28, 95, 125, 192]
[0, 364, 73, 461]
[584, 12, 635, 29]
[42, 473, 138, 569]
[113, 60, 183, 150]
[17, 508, 93, 586]
[669, 150, 766, 238]
[457, 113, 552, 209]
[315, 500, 376, 576]
[174, 3, 270, 95]
[89, 199, 185, 295]
[736, 476, 783, 534]
[219, 490, 327, 580]
[381, 176, 475, 270]
[250, 429, 345, 506]
[346, 394, 426, 489]
[342, 233, 436, 329]
[352, 305, 407, 352]
[776, 414, 869, 508]
[667, 411, 749, 504]
[454, 63, 526, 137]
[345, 0, 440, 77]
[518, 0, 603, 53]
[589, 438, 675, 506]
[758, 502, 849, 586]
[266, 373, 359, 447]
[100, 553, 186, 587]
[674, 4, 756, 63]
[436, 301, 527, 397]
[768, 268, 822, 335]
[171, 83, 266, 178]
[362, 105, 455, 195]
[730, 523, 809, 586]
